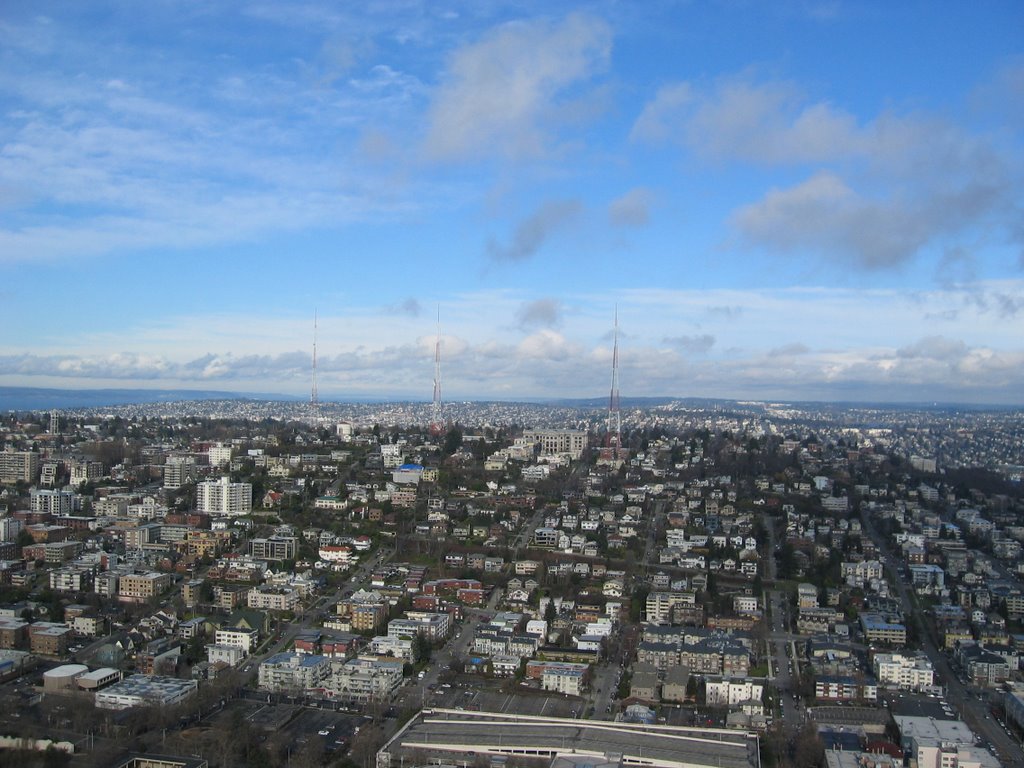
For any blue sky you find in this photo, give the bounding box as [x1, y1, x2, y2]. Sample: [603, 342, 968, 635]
[2, 1, 1023, 404]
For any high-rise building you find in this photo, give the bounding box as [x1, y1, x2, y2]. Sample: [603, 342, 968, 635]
[207, 444, 232, 469]
[70, 460, 104, 486]
[30, 489, 77, 516]
[163, 455, 197, 489]
[0, 517, 24, 542]
[0, 451, 40, 483]
[39, 461, 61, 487]
[197, 476, 252, 516]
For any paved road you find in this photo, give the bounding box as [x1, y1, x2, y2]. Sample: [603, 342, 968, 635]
[641, 499, 666, 568]
[391, 586, 504, 719]
[767, 589, 803, 732]
[764, 518, 804, 736]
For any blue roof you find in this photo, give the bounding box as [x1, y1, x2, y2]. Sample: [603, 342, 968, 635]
[398, 463, 424, 470]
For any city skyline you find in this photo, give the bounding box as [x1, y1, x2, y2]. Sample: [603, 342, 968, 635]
[2, 2, 1023, 405]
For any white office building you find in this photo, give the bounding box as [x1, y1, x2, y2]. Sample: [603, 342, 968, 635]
[522, 430, 587, 459]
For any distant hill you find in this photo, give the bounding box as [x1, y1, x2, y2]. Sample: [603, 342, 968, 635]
[0, 387, 297, 411]
[1, 386, 1016, 414]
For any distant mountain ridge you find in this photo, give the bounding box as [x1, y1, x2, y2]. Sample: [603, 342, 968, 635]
[0, 386, 297, 411]
[0, 386, 1018, 413]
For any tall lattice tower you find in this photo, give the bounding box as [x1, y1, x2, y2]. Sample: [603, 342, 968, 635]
[607, 308, 621, 458]
[310, 309, 320, 424]
[431, 308, 443, 433]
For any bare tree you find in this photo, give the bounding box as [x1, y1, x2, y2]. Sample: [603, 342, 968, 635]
[792, 721, 824, 768]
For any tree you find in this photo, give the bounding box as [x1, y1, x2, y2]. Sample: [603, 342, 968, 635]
[413, 633, 431, 664]
[544, 599, 557, 624]
[443, 426, 464, 456]
[685, 675, 698, 702]
[792, 721, 824, 768]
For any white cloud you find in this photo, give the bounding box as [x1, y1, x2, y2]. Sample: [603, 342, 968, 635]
[896, 336, 968, 361]
[390, 298, 422, 317]
[0, 15, 435, 266]
[4, 283, 1023, 403]
[629, 82, 692, 143]
[632, 74, 1021, 270]
[731, 171, 930, 268]
[516, 299, 563, 329]
[769, 343, 810, 357]
[732, 170, 1009, 269]
[487, 199, 582, 262]
[663, 334, 715, 355]
[517, 330, 576, 361]
[609, 187, 653, 228]
[423, 13, 612, 161]
[686, 79, 859, 165]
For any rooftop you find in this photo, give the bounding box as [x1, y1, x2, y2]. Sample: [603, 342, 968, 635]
[379, 709, 758, 768]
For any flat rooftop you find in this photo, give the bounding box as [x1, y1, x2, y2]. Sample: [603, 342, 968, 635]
[379, 709, 759, 768]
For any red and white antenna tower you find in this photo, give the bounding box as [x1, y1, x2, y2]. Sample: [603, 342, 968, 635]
[310, 309, 320, 423]
[608, 307, 621, 457]
[431, 307, 442, 432]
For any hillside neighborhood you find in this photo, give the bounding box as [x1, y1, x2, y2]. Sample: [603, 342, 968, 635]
[0, 401, 1022, 768]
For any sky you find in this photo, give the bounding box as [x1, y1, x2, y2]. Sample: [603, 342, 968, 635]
[1, 1, 1023, 405]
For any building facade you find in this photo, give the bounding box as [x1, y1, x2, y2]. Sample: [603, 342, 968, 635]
[197, 477, 252, 516]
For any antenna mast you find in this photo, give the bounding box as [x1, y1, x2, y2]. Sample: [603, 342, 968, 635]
[608, 307, 621, 458]
[431, 307, 442, 432]
[311, 309, 319, 423]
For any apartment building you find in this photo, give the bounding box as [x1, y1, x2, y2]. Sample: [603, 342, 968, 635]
[197, 476, 252, 516]
[873, 653, 935, 690]
[50, 567, 95, 593]
[0, 451, 40, 483]
[247, 586, 301, 612]
[30, 489, 76, 516]
[326, 657, 403, 703]
[248, 535, 297, 561]
[118, 572, 171, 602]
[258, 652, 330, 692]
[69, 461, 104, 486]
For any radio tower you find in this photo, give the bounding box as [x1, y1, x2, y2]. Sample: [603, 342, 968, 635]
[310, 309, 320, 424]
[431, 308, 443, 433]
[607, 307, 621, 458]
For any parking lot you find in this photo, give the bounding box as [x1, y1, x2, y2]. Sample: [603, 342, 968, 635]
[422, 680, 580, 719]
[208, 697, 372, 754]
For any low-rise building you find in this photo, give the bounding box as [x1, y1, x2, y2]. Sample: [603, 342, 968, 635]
[872, 653, 935, 690]
[859, 613, 907, 646]
[118, 572, 171, 602]
[326, 657, 403, 703]
[214, 627, 259, 654]
[247, 586, 300, 612]
[95, 674, 198, 710]
[704, 677, 764, 707]
[258, 652, 331, 692]
[536, 661, 589, 696]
